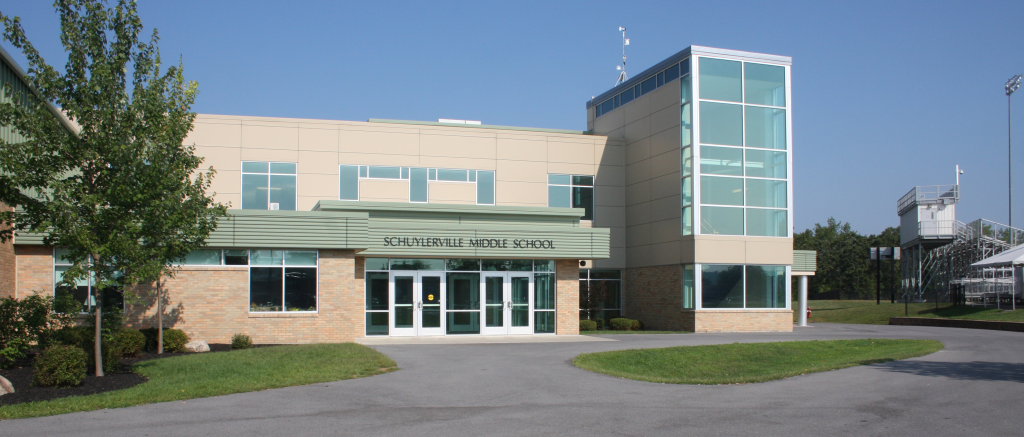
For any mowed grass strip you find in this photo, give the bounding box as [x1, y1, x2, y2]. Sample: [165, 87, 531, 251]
[0, 343, 396, 420]
[573, 339, 942, 384]
[797, 300, 1024, 324]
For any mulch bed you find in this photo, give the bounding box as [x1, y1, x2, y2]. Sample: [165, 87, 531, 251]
[0, 343, 244, 406]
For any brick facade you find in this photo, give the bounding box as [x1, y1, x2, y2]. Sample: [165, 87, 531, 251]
[16, 245, 53, 299]
[555, 259, 580, 335]
[0, 203, 13, 298]
[691, 310, 792, 333]
[125, 249, 361, 344]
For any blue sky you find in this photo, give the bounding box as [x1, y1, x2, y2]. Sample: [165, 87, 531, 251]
[1, 0, 1022, 235]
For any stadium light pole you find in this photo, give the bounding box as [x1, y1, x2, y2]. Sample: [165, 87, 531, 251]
[1006, 74, 1022, 227]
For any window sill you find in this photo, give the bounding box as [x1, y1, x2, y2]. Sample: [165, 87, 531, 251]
[248, 312, 319, 318]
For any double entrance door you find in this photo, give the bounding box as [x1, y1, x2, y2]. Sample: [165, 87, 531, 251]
[389, 271, 532, 336]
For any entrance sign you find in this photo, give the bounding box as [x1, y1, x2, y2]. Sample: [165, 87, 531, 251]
[383, 237, 556, 249]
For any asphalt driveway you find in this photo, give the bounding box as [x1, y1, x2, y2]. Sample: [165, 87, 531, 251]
[4, 324, 1023, 436]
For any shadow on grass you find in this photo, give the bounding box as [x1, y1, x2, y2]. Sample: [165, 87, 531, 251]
[875, 360, 1024, 383]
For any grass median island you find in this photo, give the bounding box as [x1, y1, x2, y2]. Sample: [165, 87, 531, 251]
[573, 339, 942, 384]
[797, 300, 1024, 324]
[0, 343, 397, 420]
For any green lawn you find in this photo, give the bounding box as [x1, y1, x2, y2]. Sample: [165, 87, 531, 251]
[573, 339, 942, 384]
[797, 300, 1024, 324]
[581, 330, 691, 335]
[0, 343, 396, 420]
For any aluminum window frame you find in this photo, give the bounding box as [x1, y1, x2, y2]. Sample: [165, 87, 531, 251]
[693, 263, 791, 310]
[240, 161, 298, 211]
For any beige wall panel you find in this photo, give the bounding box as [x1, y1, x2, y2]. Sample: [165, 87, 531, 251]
[746, 239, 795, 265]
[594, 108, 626, 135]
[548, 141, 595, 165]
[417, 156, 496, 170]
[298, 150, 340, 175]
[624, 94, 651, 126]
[650, 125, 681, 157]
[338, 152, 421, 167]
[625, 245, 651, 268]
[624, 118, 651, 144]
[546, 162, 595, 176]
[187, 121, 241, 148]
[240, 148, 299, 163]
[298, 128, 339, 152]
[428, 182, 477, 204]
[693, 237, 747, 264]
[208, 169, 240, 198]
[625, 137, 650, 165]
[625, 180, 650, 206]
[495, 181, 546, 206]
[496, 160, 547, 182]
[626, 223, 652, 247]
[594, 206, 625, 228]
[625, 159, 651, 186]
[360, 179, 409, 202]
[651, 241, 682, 265]
[651, 218, 682, 244]
[604, 126, 626, 140]
[297, 173, 338, 198]
[597, 143, 624, 167]
[496, 138, 547, 162]
[215, 193, 241, 210]
[650, 172, 682, 200]
[650, 196, 681, 222]
[241, 124, 299, 150]
[650, 80, 680, 113]
[594, 247, 626, 269]
[595, 165, 625, 187]
[338, 130, 419, 156]
[650, 105, 680, 139]
[649, 149, 680, 178]
[420, 134, 497, 160]
[195, 145, 241, 172]
[626, 201, 651, 227]
[596, 185, 625, 207]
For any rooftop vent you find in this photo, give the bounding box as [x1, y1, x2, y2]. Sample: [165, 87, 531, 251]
[438, 119, 481, 125]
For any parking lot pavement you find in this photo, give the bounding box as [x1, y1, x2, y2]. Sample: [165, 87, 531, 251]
[5, 324, 1023, 436]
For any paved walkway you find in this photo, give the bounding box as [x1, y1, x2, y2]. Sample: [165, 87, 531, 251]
[5, 324, 1023, 436]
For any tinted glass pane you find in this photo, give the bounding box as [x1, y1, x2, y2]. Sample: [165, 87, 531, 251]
[682, 177, 692, 206]
[269, 174, 296, 211]
[284, 251, 318, 266]
[700, 176, 743, 206]
[534, 260, 555, 272]
[468, 170, 476, 182]
[700, 146, 743, 176]
[446, 272, 480, 310]
[657, 71, 665, 87]
[422, 276, 441, 328]
[410, 167, 428, 202]
[599, 281, 621, 309]
[681, 102, 692, 147]
[699, 57, 742, 102]
[747, 209, 788, 237]
[482, 259, 533, 271]
[447, 311, 480, 335]
[572, 175, 594, 186]
[683, 265, 695, 309]
[270, 162, 296, 174]
[680, 58, 691, 76]
[746, 179, 788, 208]
[745, 63, 786, 106]
[284, 268, 317, 311]
[390, 258, 445, 270]
[241, 174, 268, 210]
[589, 269, 621, 280]
[534, 311, 555, 333]
[242, 161, 268, 173]
[700, 206, 744, 235]
[534, 273, 555, 310]
[699, 102, 743, 146]
[682, 206, 693, 235]
[477, 170, 495, 205]
[664, 63, 679, 82]
[224, 250, 248, 265]
[366, 312, 389, 335]
[681, 147, 692, 177]
[364, 258, 389, 271]
[250, 250, 283, 266]
[548, 174, 570, 185]
[745, 150, 787, 179]
[681, 75, 691, 103]
[746, 265, 786, 308]
[549, 185, 570, 208]
[428, 168, 436, 180]
[394, 276, 413, 328]
[573, 187, 594, 220]
[701, 264, 743, 308]
[54, 265, 90, 287]
[250, 267, 283, 311]
[641, 76, 657, 95]
[365, 272, 389, 310]
[601, 99, 613, 114]
[183, 250, 221, 265]
[745, 106, 787, 150]
[368, 166, 401, 179]
[437, 169, 468, 182]
[620, 87, 635, 105]
[446, 259, 480, 271]
[339, 165, 359, 200]
[401, 167, 409, 179]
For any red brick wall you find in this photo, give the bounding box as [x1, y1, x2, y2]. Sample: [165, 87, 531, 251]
[125, 249, 361, 344]
[16, 245, 53, 299]
[623, 264, 687, 331]
[556, 259, 580, 335]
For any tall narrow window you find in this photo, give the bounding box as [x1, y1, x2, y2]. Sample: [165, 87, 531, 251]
[339, 165, 359, 200]
[477, 170, 495, 205]
[242, 161, 296, 210]
[548, 174, 594, 220]
[410, 167, 428, 202]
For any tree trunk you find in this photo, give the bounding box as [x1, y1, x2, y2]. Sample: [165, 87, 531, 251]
[157, 279, 163, 354]
[94, 288, 104, 377]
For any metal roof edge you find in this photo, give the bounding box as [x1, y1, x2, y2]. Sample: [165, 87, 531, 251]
[313, 200, 586, 219]
[367, 119, 590, 135]
[0, 44, 80, 136]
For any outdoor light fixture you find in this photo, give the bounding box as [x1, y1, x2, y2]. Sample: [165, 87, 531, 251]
[1007, 74, 1022, 227]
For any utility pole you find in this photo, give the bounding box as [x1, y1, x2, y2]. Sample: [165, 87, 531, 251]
[1006, 75, 1021, 227]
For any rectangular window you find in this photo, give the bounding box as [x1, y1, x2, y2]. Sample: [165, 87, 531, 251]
[681, 147, 693, 177]
[437, 169, 468, 182]
[682, 265, 695, 309]
[579, 269, 622, 322]
[249, 250, 318, 312]
[477, 170, 495, 205]
[53, 251, 123, 313]
[746, 179, 787, 208]
[367, 166, 401, 179]
[700, 176, 743, 206]
[700, 146, 743, 176]
[747, 209, 788, 237]
[620, 87, 635, 105]
[664, 63, 680, 82]
[699, 102, 743, 146]
[699, 264, 788, 309]
[657, 71, 665, 87]
[745, 106, 787, 150]
[700, 206, 744, 235]
[182, 249, 221, 265]
[446, 272, 481, 334]
[365, 271, 389, 335]
[699, 57, 742, 103]
[701, 264, 744, 308]
[681, 177, 692, 206]
[745, 265, 787, 308]
[641, 76, 657, 95]
[681, 75, 692, 104]
[744, 62, 786, 107]
[242, 161, 296, 210]
[534, 273, 556, 333]
[548, 174, 594, 220]
[409, 167, 428, 202]
[339, 165, 359, 200]
[682, 205, 693, 235]
[681, 102, 692, 147]
[744, 150, 787, 179]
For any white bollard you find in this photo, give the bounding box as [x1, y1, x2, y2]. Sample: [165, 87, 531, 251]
[798, 275, 808, 327]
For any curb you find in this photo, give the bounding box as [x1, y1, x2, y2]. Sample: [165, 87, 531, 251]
[889, 317, 1024, 332]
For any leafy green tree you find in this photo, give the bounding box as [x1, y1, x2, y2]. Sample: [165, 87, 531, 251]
[795, 219, 902, 300]
[0, 0, 226, 375]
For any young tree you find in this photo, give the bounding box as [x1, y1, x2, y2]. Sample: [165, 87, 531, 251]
[0, 0, 226, 375]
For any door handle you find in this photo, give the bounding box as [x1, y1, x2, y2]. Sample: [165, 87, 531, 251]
[417, 301, 422, 309]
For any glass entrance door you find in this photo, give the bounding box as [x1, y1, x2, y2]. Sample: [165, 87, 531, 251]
[481, 272, 533, 335]
[390, 272, 445, 336]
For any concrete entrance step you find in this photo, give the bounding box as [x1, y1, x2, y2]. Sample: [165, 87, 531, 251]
[355, 334, 616, 345]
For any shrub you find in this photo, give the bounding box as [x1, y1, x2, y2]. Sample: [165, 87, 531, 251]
[579, 320, 597, 331]
[163, 329, 189, 353]
[101, 341, 122, 373]
[609, 318, 634, 331]
[632, 319, 643, 331]
[115, 329, 146, 357]
[595, 318, 605, 330]
[51, 326, 92, 350]
[231, 333, 253, 350]
[140, 327, 158, 351]
[33, 345, 87, 387]
[0, 294, 77, 368]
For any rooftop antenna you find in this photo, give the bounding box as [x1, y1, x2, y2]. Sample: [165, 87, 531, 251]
[615, 27, 629, 86]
